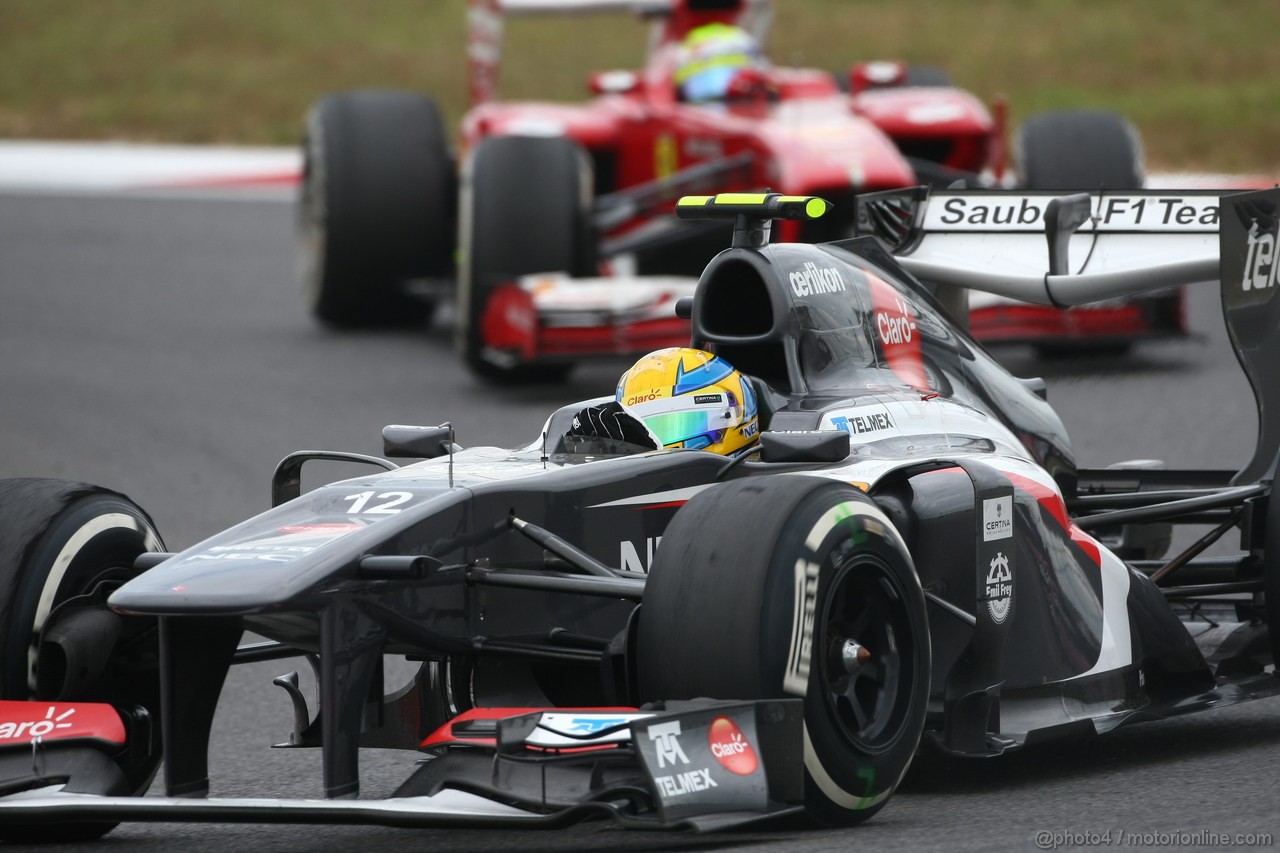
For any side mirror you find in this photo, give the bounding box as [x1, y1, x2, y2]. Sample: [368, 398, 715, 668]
[588, 69, 640, 96]
[848, 60, 907, 95]
[383, 424, 455, 459]
[759, 430, 850, 464]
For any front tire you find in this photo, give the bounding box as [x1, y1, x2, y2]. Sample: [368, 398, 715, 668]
[299, 90, 454, 329]
[457, 135, 595, 383]
[637, 476, 930, 826]
[0, 479, 166, 843]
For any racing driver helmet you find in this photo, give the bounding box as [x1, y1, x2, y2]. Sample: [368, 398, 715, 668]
[616, 347, 759, 456]
[674, 23, 766, 103]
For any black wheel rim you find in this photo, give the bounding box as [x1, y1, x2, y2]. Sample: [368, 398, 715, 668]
[819, 549, 919, 754]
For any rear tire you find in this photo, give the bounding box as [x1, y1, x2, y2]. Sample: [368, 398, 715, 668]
[458, 135, 595, 383]
[1016, 109, 1144, 190]
[0, 479, 166, 843]
[299, 90, 454, 328]
[637, 476, 930, 826]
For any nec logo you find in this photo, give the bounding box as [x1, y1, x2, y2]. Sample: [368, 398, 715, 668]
[647, 720, 690, 768]
[1242, 220, 1280, 291]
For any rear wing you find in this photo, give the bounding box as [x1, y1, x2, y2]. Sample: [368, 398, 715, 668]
[854, 187, 1221, 307]
[467, 0, 772, 106]
[855, 185, 1280, 485]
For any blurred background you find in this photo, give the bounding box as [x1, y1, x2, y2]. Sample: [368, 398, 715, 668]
[3, 0, 1279, 174]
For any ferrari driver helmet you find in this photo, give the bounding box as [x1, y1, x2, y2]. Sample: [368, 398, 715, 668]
[616, 347, 759, 456]
[674, 23, 765, 103]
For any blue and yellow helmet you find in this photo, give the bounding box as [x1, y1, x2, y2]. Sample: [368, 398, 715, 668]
[617, 347, 759, 456]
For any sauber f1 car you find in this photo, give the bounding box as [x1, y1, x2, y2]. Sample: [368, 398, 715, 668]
[5, 187, 1279, 841]
[298, 0, 1154, 382]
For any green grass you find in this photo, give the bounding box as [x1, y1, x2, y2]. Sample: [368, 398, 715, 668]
[3, 0, 1279, 173]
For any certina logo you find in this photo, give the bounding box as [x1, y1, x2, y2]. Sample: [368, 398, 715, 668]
[986, 552, 1013, 624]
[789, 262, 846, 297]
[877, 295, 916, 345]
[982, 496, 1013, 542]
[1242, 219, 1280, 292]
[707, 716, 759, 776]
[0, 706, 75, 740]
[647, 720, 690, 768]
[693, 394, 721, 405]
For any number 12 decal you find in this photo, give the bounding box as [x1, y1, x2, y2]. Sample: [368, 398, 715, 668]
[341, 491, 414, 514]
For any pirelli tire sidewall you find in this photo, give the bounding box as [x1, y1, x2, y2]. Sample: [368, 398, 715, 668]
[761, 480, 930, 825]
[637, 476, 930, 826]
[0, 479, 164, 699]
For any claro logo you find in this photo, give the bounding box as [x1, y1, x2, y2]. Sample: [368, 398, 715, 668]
[707, 716, 759, 776]
[625, 389, 662, 406]
[0, 706, 75, 740]
[1242, 220, 1280, 291]
[789, 262, 846, 297]
[877, 295, 916, 345]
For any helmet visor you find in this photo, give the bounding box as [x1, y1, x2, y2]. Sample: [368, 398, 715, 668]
[625, 392, 742, 447]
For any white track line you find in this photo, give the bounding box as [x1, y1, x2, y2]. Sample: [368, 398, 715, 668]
[0, 141, 300, 198]
[0, 141, 1271, 199]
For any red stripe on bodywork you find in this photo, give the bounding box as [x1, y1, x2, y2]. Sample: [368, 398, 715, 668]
[1004, 470, 1101, 566]
[422, 706, 638, 749]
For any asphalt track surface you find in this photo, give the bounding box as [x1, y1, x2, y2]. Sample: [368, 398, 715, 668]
[0, 190, 1277, 851]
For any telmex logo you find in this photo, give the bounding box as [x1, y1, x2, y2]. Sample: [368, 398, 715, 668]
[1242, 220, 1280, 291]
[647, 720, 690, 768]
[789, 262, 846, 297]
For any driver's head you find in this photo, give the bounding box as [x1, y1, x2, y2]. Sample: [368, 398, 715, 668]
[674, 23, 765, 103]
[617, 347, 759, 456]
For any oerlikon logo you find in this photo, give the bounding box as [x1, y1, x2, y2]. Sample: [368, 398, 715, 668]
[707, 716, 759, 775]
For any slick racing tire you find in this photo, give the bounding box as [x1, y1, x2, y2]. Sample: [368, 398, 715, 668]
[458, 135, 595, 383]
[0, 479, 166, 843]
[637, 476, 931, 826]
[299, 90, 453, 329]
[1015, 108, 1145, 191]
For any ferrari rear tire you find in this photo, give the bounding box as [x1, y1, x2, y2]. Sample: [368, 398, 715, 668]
[299, 90, 453, 329]
[0, 479, 166, 842]
[637, 476, 931, 826]
[1015, 109, 1145, 190]
[458, 135, 595, 383]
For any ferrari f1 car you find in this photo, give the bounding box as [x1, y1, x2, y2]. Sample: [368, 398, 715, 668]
[4, 186, 1278, 841]
[298, 0, 1155, 382]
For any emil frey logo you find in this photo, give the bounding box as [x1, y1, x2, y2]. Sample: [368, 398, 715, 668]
[789, 262, 847, 297]
[986, 552, 1013, 624]
[0, 706, 75, 740]
[1242, 220, 1280, 292]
